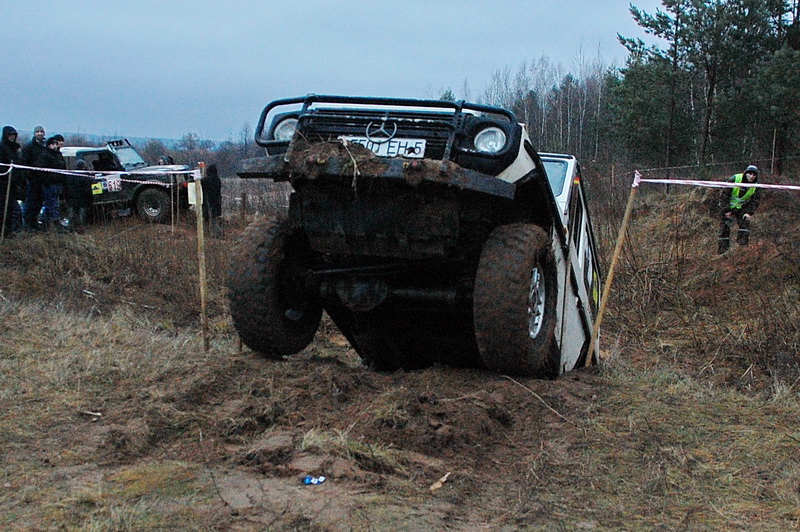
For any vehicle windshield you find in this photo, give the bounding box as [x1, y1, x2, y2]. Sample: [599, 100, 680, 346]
[113, 146, 148, 171]
[541, 159, 568, 195]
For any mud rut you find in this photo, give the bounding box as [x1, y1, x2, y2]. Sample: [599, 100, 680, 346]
[72, 339, 601, 529]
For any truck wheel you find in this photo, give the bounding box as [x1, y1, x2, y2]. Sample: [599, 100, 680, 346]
[473, 224, 559, 378]
[228, 217, 322, 357]
[136, 187, 172, 223]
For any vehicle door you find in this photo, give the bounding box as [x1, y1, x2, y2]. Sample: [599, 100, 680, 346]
[79, 150, 127, 206]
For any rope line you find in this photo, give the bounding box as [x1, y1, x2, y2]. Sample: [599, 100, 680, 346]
[0, 162, 200, 187]
[635, 175, 800, 191]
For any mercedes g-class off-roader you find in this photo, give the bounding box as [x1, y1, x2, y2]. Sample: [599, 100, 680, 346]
[60, 139, 193, 223]
[229, 95, 602, 377]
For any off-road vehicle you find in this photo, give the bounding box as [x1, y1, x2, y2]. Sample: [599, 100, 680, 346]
[230, 95, 602, 377]
[60, 139, 193, 223]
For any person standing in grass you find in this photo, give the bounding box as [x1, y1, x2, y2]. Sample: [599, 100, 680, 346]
[718, 165, 761, 254]
[20, 125, 48, 230]
[64, 159, 93, 233]
[0, 126, 23, 238]
[201, 163, 223, 237]
[37, 136, 68, 232]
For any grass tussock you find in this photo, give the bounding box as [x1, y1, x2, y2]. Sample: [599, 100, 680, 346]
[560, 357, 800, 530]
[604, 185, 800, 393]
[0, 216, 238, 328]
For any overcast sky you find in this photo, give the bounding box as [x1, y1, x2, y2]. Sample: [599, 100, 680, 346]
[2, 1, 663, 142]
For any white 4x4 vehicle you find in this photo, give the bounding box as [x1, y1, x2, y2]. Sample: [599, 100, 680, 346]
[229, 95, 602, 377]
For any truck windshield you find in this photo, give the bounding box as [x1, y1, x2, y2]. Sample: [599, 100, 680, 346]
[113, 147, 148, 171]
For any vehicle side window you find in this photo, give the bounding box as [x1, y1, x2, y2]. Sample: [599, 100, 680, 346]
[569, 187, 583, 249]
[92, 152, 120, 172]
[568, 181, 601, 314]
[584, 239, 599, 314]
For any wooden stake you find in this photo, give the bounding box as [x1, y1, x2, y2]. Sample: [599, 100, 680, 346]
[196, 162, 210, 352]
[771, 128, 777, 175]
[171, 172, 177, 232]
[1, 167, 11, 241]
[585, 171, 641, 366]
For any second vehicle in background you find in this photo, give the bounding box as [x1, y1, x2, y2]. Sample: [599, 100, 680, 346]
[60, 139, 194, 223]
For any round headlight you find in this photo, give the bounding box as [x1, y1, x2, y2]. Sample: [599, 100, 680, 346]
[474, 127, 507, 154]
[273, 118, 298, 141]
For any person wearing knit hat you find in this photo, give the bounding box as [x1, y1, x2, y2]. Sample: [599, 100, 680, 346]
[717, 165, 761, 254]
[37, 135, 68, 231]
[20, 125, 48, 230]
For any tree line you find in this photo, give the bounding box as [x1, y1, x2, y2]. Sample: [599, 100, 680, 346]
[473, 0, 799, 175]
[69, 0, 799, 179]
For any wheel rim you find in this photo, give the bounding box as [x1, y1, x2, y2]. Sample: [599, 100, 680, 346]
[527, 265, 546, 339]
[142, 197, 162, 217]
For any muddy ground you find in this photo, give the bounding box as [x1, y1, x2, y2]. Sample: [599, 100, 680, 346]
[2, 188, 800, 530]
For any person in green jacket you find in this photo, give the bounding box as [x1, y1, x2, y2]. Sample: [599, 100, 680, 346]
[718, 165, 761, 254]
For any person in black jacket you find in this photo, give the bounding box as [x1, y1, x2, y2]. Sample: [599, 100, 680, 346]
[0, 126, 23, 238]
[37, 136, 68, 231]
[201, 163, 223, 237]
[20, 126, 48, 230]
[64, 159, 93, 233]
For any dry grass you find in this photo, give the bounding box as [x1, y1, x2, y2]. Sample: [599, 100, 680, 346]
[1, 184, 800, 529]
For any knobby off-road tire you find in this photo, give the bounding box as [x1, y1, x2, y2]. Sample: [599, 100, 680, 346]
[228, 216, 322, 358]
[473, 223, 559, 378]
[135, 187, 172, 223]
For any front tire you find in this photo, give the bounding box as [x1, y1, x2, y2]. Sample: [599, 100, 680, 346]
[135, 187, 172, 223]
[228, 216, 322, 357]
[473, 224, 559, 378]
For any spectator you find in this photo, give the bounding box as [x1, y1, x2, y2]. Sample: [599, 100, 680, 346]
[201, 163, 223, 237]
[20, 126, 48, 230]
[158, 154, 174, 165]
[717, 164, 761, 254]
[64, 159, 93, 233]
[37, 136, 68, 232]
[0, 126, 22, 238]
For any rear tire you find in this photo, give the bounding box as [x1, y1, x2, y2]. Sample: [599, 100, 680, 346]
[135, 187, 172, 223]
[473, 224, 559, 378]
[228, 216, 322, 357]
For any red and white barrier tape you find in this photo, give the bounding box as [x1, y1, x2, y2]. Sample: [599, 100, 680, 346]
[0, 162, 200, 186]
[633, 170, 800, 191]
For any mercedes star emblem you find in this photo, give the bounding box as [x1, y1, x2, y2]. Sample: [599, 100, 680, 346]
[365, 120, 398, 144]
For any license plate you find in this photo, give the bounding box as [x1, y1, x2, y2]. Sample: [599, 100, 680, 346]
[342, 136, 426, 158]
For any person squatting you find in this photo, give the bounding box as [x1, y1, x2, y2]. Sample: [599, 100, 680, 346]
[718, 165, 761, 254]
